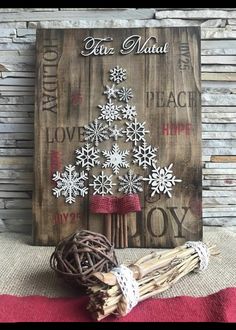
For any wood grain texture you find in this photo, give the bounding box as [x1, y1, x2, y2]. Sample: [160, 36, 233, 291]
[33, 27, 202, 247]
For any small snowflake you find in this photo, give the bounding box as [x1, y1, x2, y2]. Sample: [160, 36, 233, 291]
[118, 170, 143, 195]
[121, 104, 137, 121]
[89, 171, 116, 196]
[102, 143, 129, 174]
[84, 119, 109, 146]
[98, 99, 122, 126]
[52, 164, 88, 204]
[75, 143, 100, 171]
[109, 66, 127, 84]
[143, 163, 182, 198]
[103, 84, 119, 99]
[109, 124, 124, 141]
[123, 118, 150, 146]
[133, 141, 157, 170]
[117, 87, 133, 103]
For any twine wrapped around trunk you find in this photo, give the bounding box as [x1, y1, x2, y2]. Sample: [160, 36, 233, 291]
[87, 241, 219, 321]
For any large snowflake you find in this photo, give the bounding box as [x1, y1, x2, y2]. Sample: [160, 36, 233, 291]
[89, 171, 116, 196]
[133, 141, 157, 170]
[103, 84, 118, 99]
[109, 66, 127, 84]
[117, 87, 133, 103]
[84, 119, 109, 146]
[102, 143, 129, 174]
[143, 163, 182, 198]
[123, 118, 150, 146]
[75, 143, 100, 171]
[52, 164, 88, 204]
[118, 170, 143, 194]
[121, 104, 137, 121]
[109, 124, 124, 141]
[98, 99, 122, 126]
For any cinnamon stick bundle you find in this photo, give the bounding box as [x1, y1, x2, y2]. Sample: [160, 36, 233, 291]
[87, 242, 219, 321]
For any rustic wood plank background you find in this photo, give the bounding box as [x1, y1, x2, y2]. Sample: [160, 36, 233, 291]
[0, 8, 236, 237]
[33, 27, 201, 247]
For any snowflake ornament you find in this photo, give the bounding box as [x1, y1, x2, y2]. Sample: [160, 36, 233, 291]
[89, 171, 116, 196]
[118, 170, 143, 195]
[109, 66, 127, 84]
[84, 119, 109, 146]
[143, 163, 182, 198]
[123, 118, 150, 146]
[103, 84, 119, 99]
[98, 99, 122, 126]
[102, 143, 129, 174]
[121, 104, 137, 121]
[75, 143, 100, 171]
[52, 164, 88, 204]
[133, 141, 157, 170]
[117, 87, 133, 103]
[109, 124, 124, 141]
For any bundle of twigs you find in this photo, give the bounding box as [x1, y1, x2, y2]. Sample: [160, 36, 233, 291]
[87, 242, 219, 321]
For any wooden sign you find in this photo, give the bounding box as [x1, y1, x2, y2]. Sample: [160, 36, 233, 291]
[33, 27, 202, 247]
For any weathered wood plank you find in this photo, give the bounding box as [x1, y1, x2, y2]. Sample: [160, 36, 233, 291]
[0, 170, 33, 179]
[211, 156, 236, 162]
[0, 28, 16, 37]
[0, 72, 35, 78]
[0, 112, 31, 118]
[204, 175, 236, 179]
[0, 133, 33, 139]
[33, 27, 201, 247]
[203, 209, 236, 217]
[203, 197, 236, 204]
[0, 149, 33, 156]
[202, 49, 236, 55]
[203, 168, 236, 174]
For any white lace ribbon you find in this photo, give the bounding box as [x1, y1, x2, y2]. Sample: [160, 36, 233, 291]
[185, 241, 209, 271]
[111, 264, 139, 314]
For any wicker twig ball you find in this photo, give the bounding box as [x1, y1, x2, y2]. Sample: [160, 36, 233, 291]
[50, 230, 118, 288]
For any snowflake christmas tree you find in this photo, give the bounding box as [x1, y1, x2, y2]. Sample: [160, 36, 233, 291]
[51, 65, 182, 246]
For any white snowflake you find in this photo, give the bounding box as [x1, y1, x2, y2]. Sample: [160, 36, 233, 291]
[118, 170, 143, 195]
[109, 65, 127, 84]
[117, 87, 133, 103]
[103, 84, 118, 99]
[84, 119, 109, 146]
[89, 171, 116, 196]
[123, 118, 150, 146]
[98, 99, 122, 126]
[133, 141, 157, 170]
[143, 163, 182, 198]
[102, 143, 129, 174]
[108, 124, 124, 141]
[52, 164, 88, 204]
[75, 143, 100, 171]
[121, 104, 137, 121]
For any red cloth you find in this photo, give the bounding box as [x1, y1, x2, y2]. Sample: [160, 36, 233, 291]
[90, 194, 141, 214]
[0, 288, 236, 322]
